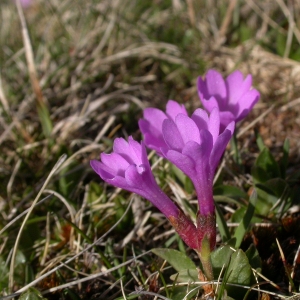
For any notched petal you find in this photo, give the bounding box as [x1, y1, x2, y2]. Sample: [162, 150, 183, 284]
[175, 114, 200, 144]
[166, 100, 188, 120]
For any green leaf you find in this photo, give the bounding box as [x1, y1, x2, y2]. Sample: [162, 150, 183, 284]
[230, 133, 242, 166]
[214, 185, 248, 200]
[0, 256, 8, 290]
[276, 31, 286, 57]
[170, 269, 198, 282]
[212, 247, 254, 298]
[226, 249, 252, 297]
[19, 287, 47, 300]
[37, 104, 53, 139]
[239, 23, 254, 42]
[253, 148, 281, 181]
[255, 178, 291, 216]
[279, 139, 290, 178]
[20, 222, 41, 253]
[170, 285, 199, 300]
[290, 47, 300, 61]
[88, 181, 107, 205]
[114, 196, 133, 232]
[151, 248, 196, 272]
[184, 176, 194, 194]
[63, 288, 82, 300]
[215, 202, 231, 242]
[254, 186, 278, 216]
[224, 238, 238, 248]
[214, 195, 245, 209]
[245, 244, 261, 271]
[252, 166, 272, 183]
[211, 245, 234, 278]
[231, 206, 246, 223]
[256, 178, 287, 198]
[63, 218, 92, 243]
[234, 189, 257, 249]
[255, 132, 265, 152]
[171, 164, 194, 194]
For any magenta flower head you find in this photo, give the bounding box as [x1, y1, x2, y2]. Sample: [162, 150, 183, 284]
[139, 101, 235, 249]
[197, 69, 260, 131]
[90, 136, 200, 250]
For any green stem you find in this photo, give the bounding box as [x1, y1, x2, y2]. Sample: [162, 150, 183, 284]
[197, 235, 214, 281]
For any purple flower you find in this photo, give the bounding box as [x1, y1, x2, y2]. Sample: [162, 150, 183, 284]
[139, 101, 234, 216]
[197, 69, 260, 130]
[91, 136, 200, 250]
[139, 102, 235, 249]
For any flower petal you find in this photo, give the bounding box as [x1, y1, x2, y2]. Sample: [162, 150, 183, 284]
[200, 95, 221, 113]
[198, 70, 227, 109]
[113, 137, 129, 154]
[166, 100, 188, 121]
[90, 160, 113, 179]
[175, 114, 200, 144]
[207, 107, 220, 144]
[235, 90, 260, 121]
[125, 164, 147, 191]
[113, 138, 135, 164]
[139, 119, 166, 152]
[218, 111, 235, 132]
[140, 141, 152, 168]
[143, 107, 167, 130]
[139, 108, 168, 152]
[181, 131, 213, 176]
[182, 134, 212, 165]
[210, 124, 234, 173]
[128, 136, 143, 165]
[226, 71, 252, 106]
[101, 152, 129, 175]
[162, 119, 184, 151]
[90, 160, 129, 188]
[164, 150, 196, 178]
[191, 108, 209, 131]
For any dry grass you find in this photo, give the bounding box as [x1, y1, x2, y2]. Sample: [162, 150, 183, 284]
[1, 0, 300, 299]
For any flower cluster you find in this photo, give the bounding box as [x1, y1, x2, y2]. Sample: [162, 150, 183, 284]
[91, 69, 259, 255]
[139, 102, 235, 250]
